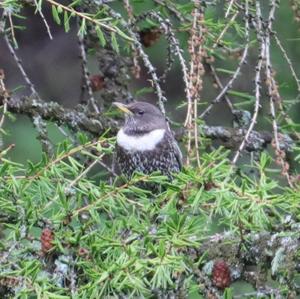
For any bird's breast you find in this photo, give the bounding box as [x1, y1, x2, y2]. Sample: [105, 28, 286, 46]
[116, 128, 166, 152]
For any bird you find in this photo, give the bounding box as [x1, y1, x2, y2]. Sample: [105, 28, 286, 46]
[113, 101, 182, 180]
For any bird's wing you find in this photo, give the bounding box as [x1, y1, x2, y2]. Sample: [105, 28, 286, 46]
[167, 131, 183, 170]
[112, 147, 120, 175]
[173, 139, 183, 170]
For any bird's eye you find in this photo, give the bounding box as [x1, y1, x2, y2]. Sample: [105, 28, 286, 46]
[137, 110, 144, 116]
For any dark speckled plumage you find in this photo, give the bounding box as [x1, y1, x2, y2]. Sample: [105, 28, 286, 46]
[114, 101, 182, 179]
[116, 131, 181, 178]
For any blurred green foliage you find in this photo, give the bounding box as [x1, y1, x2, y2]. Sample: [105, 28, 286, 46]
[1, 136, 299, 297]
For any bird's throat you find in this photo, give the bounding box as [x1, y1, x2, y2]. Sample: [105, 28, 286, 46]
[117, 128, 166, 152]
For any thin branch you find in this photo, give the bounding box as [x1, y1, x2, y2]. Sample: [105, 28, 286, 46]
[2, 25, 53, 154]
[0, 69, 8, 131]
[157, 28, 175, 82]
[205, 62, 234, 113]
[153, 0, 186, 22]
[3, 34, 40, 97]
[123, 0, 141, 79]
[33, 0, 53, 40]
[78, 33, 100, 113]
[30, 139, 101, 182]
[67, 153, 104, 189]
[265, 0, 293, 186]
[0, 143, 15, 159]
[140, 12, 193, 122]
[273, 33, 300, 92]
[69, 261, 77, 296]
[198, 9, 240, 118]
[198, 124, 288, 152]
[200, 9, 249, 119]
[225, 0, 236, 18]
[7, 12, 18, 48]
[107, 9, 168, 115]
[186, 1, 205, 166]
[272, 34, 300, 137]
[232, 0, 259, 164]
[73, 176, 147, 216]
[45, 0, 133, 41]
[8, 96, 290, 152]
[132, 32, 167, 114]
[32, 115, 54, 156]
[97, 160, 117, 177]
[7, 96, 111, 136]
[213, 11, 239, 48]
[0, 241, 18, 264]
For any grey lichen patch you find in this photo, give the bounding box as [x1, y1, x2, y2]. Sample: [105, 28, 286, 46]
[8, 96, 114, 137]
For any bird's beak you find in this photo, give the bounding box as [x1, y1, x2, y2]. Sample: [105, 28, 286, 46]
[113, 102, 133, 115]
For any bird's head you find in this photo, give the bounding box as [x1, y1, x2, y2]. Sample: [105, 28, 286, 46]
[113, 101, 167, 135]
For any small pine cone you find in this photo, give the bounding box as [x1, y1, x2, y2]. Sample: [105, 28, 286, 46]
[41, 228, 54, 254]
[89, 74, 105, 92]
[0, 276, 22, 288]
[204, 181, 217, 191]
[78, 247, 90, 259]
[212, 260, 231, 289]
[0, 69, 5, 80]
[139, 27, 162, 48]
[207, 292, 218, 299]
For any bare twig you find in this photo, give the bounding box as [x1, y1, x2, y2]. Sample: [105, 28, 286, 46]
[197, 9, 240, 119]
[139, 11, 193, 122]
[69, 262, 77, 296]
[7, 12, 18, 48]
[123, 0, 141, 79]
[0, 69, 8, 131]
[32, 115, 54, 156]
[78, 33, 100, 113]
[2, 23, 54, 153]
[3, 34, 40, 97]
[225, 0, 236, 18]
[273, 33, 300, 92]
[107, 9, 168, 115]
[159, 41, 175, 83]
[0, 143, 15, 159]
[153, 0, 186, 22]
[200, 18, 249, 119]
[186, 1, 206, 166]
[272, 34, 300, 138]
[8, 96, 290, 152]
[205, 62, 234, 113]
[198, 124, 290, 152]
[232, 0, 259, 164]
[73, 176, 147, 216]
[7, 96, 110, 136]
[97, 160, 117, 177]
[265, 0, 293, 187]
[200, 3, 249, 119]
[132, 32, 167, 114]
[0, 241, 18, 264]
[67, 153, 104, 189]
[33, 0, 53, 40]
[213, 11, 239, 48]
